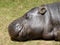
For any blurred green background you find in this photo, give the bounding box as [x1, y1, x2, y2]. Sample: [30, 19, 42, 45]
[0, 0, 60, 45]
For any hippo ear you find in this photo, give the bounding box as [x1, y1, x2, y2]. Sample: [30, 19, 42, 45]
[39, 5, 47, 15]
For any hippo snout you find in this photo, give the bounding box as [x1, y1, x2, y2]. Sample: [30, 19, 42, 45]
[8, 20, 24, 41]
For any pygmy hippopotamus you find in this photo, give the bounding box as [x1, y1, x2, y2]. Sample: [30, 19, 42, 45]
[8, 2, 60, 41]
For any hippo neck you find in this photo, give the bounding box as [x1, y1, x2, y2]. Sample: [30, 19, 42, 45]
[47, 2, 60, 25]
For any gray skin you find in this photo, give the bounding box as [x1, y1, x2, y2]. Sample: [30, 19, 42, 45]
[8, 2, 60, 41]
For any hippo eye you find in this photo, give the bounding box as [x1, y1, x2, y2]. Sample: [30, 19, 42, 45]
[26, 16, 29, 19]
[25, 12, 33, 19]
[25, 14, 29, 19]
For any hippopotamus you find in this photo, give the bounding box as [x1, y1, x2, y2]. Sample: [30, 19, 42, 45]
[8, 2, 60, 41]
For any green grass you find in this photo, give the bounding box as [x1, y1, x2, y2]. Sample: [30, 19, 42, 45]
[0, 0, 60, 45]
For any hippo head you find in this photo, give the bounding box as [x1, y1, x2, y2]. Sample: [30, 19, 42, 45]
[8, 5, 53, 41]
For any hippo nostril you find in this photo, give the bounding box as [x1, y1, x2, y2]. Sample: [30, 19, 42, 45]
[15, 23, 23, 34]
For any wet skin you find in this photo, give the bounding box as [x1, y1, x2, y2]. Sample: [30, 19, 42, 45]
[8, 2, 60, 41]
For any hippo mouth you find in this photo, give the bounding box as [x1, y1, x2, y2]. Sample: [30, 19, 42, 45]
[17, 25, 24, 35]
[14, 23, 24, 38]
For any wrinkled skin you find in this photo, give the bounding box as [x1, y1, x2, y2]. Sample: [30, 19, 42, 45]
[8, 2, 60, 41]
